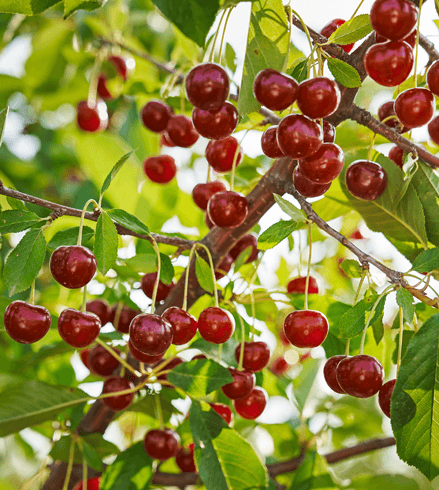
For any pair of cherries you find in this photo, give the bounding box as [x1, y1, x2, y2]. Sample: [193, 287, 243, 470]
[144, 431, 195, 472]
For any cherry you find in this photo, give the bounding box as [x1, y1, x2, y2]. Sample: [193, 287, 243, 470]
[253, 69, 298, 111]
[283, 310, 328, 348]
[58, 309, 101, 348]
[205, 213, 215, 229]
[176, 444, 196, 473]
[261, 126, 285, 158]
[377, 100, 408, 133]
[270, 356, 290, 376]
[292, 167, 331, 198]
[185, 62, 229, 112]
[144, 429, 180, 460]
[156, 357, 184, 381]
[50, 245, 97, 289]
[378, 378, 396, 417]
[207, 191, 248, 229]
[101, 375, 135, 411]
[345, 160, 388, 201]
[111, 304, 141, 334]
[162, 307, 198, 345]
[287, 276, 319, 294]
[350, 229, 364, 240]
[388, 145, 404, 168]
[192, 353, 207, 361]
[4, 300, 51, 344]
[141, 272, 175, 302]
[336, 354, 384, 398]
[427, 60, 439, 97]
[128, 339, 164, 364]
[322, 120, 336, 143]
[86, 299, 112, 326]
[394, 88, 435, 129]
[298, 142, 344, 184]
[297, 77, 341, 119]
[320, 19, 354, 53]
[143, 155, 177, 184]
[80, 348, 92, 370]
[97, 74, 112, 100]
[166, 115, 199, 148]
[428, 115, 439, 146]
[323, 355, 347, 394]
[234, 341, 270, 372]
[129, 313, 173, 355]
[364, 41, 413, 87]
[140, 100, 173, 133]
[192, 102, 238, 140]
[77, 101, 108, 132]
[205, 136, 243, 173]
[233, 387, 267, 420]
[88, 344, 120, 377]
[215, 254, 233, 280]
[72, 477, 101, 490]
[279, 328, 290, 346]
[370, 0, 418, 42]
[198, 307, 235, 344]
[161, 132, 176, 148]
[108, 55, 134, 81]
[192, 181, 227, 210]
[210, 403, 233, 425]
[277, 114, 323, 159]
[221, 368, 255, 400]
[375, 30, 416, 48]
[228, 234, 258, 263]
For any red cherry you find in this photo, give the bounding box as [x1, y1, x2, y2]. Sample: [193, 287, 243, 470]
[50, 246, 97, 289]
[86, 299, 112, 326]
[162, 307, 198, 345]
[233, 387, 267, 420]
[322, 120, 336, 143]
[388, 145, 404, 168]
[198, 307, 235, 344]
[128, 339, 164, 364]
[293, 167, 331, 198]
[320, 19, 354, 53]
[58, 309, 101, 348]
[279, 328, 290, 346]
[129, 313, 173, 355]
[228, 234, 259, 263]
[350, 229, 364, 240]
[375, 30, 416, 48]
[101, 375, 134, 411]
[364, 41, 413, 87]
[234, 341, 270, 372]
[80, 349, 92, 370]
[161, 132, 176, 148]
[377, 100, 408, 133]
[345, 160, 388, 201]
[144, 429, 180, 461]
[140, 101, 173, 133]
[253, 69, 298, 111]
[192, 181, 227, 210]
[4, 300, 51, 344]
[261, 126, 285, 158]
[394, 88, 435, 129]
[221, 368, 255, 400]
[427, 60, 439, 97]
[336, 354, 384, 398]
[210, 403, 233, 424]
[185, 62, 229, 112]
[205, 136, 243, 173]
[166, 115, 199, 148]
[297, 77, 341, 119]
[192, 353, 207, 361]
[277, 114, 323, 159]
[97, 74, 112, 100]
[270, 356, 290, 376]
[108, 55, 134, 81]
[143, 155, 177, 184]
[370, 0, 418, 42]
[192, 102, 238, 140]
[88, 344, 120, 377]
[111, 304, 141, 334]
[77, 101, 108, 132]
[378, 378, 396, 417]
[156, 357, 184, 381]
[215, 254, 233, 280]
[283, 310, 328, 348]
[141, 272, 175, 302]
[287, 276, 319, 294]
[428, 115, 439, 145]
[323, 355, 347, 394]
[176, 444, 196, 473]
[298, 142, 344, 184]
[207, 191, 248, 229]
[72, 477, 101, 490]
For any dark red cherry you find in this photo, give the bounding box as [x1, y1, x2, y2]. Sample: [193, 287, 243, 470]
[388, 145, 404, 168]
[192, 181, 227, 210]
[287, 276, 319, 294]
[277, 114, 323, 159]
[111, 304, 141, 334]
[297, 77, 341, 119]
[322, 120, 336, 143]
[394, 88, 435, 129]
[336, 354, 384, 398]
[235, 341, 270, 372]
[192, 353, 207, 361]
[270, 356, 290, 376]
[108, 55, 134, 81]
[283, 310, 328, 348]
[428, 116, 439, 146]
[176, 444, 196, 473]
[233, 387, 267, 420]
[80, 348, 92, 370]
[350, 229, 364, 240]
[253, 69, 298, 111]
[156, 357, 184, 381]
[320, 19, 354, 53]
[166, 115, 199, 148]
[72, 477, 101, 490]
[140, 101, 173, 133]
[128, 339, 164, 364]
[144, 429, 180, 461]
[298, 142, 344, 184]
[293, 167, 331, 198]
[129, 313, 173, 355]
[375, 30, 416, 48]
[261, 126, 285, 158]
[143, 155, 177, 184]
[370, 0, 418, 41]
[378, 378, 396, 417]
[427, 60, 439, 97]
[323, 355, 347, 394]
[364, 41, 413, 87]
[50, 246, 97, 289]
[345, 160, 388, 201]
[377, 100, 408, 133]
[162, 307, 198, 345]
[221, 368, 255, 400]
[161, 132, 176, 148]
[210, 403, 233, 424]
[58, 309, 101, 348]
[88, 344, 120, 377]
[192, 102, 238, 140]
[198, 307, 234, 344]
[97, 74, 112, 100]
[86, 299, 112, 326]
[205, 213, 214, 229]
[141, 273, 175, 302]
[279, 328, 290, 346]
[185, 62, 229, 112]
[77, 101, 108, 132]
[207, 191, 248, 229]
[4, 300, 51, 344]
[205, 136, 243, 173]
[228, 234, 258, 263]
[215, 254, 233, 280]
[101, 376, 134, 411]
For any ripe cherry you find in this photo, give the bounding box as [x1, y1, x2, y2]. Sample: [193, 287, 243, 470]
[215, 254, 233, 280]
[176, 444, 196, 473]
[205, 213, 215, 229]
[293, 167, 331, 198]
[370, 0, 418, 42]
[253, 69, 298, 111]
[427, 60, 439, 97]
[77, 101, 108, 132]
[141, 272, 175, 302]
[205, 136, 243, 173]
[394, 88, 435, 129]
[207, 191, 248, 229]
[234, 341, 270, 372]
[345, 160, 388, 201]
[322, 120, 336, 143]
[97, 74, 112, 100]
[336, 354, 384, 398]
[192, 353, 207, 361]
[320, 19, 354, 53]
[140, 100, 173, 133]
[108, 55, 134, 81]
[50, 246, 97, 289]
[4, 300, 51, 344]
[162, 307, 198, 345]
[297, 77, 341, 119]
[143, 155, 177, 184]
[58, 309, 101, 348]
[129, 313, 173, 355]
[185, 62, 229, 112]
[287, 276, 319, 294]
[428, 116, 439, 146]
[375, 30, 416, 48]
[166, 115, 199, 148]
[198, 307, 235, 344]
[101, 376, 135, 411]
[388, 145, 404, 168]
[378, 378, 396, 417]
[128, 339, 164, 364]
[270, 356, 290, 376]
[283, 310, 328, 348]
[350, 229, 364, 240]
[192, 181, 227, 210]
[228, 234, 259, 263]
[144, 429, 180, 460]
[161, 132, 176, 148]
[192, 102, 238, 140]
[72, 477, 101, 490]
[298, 142, 344, 184]
[261, 126, 285, 158]
[210, 403, 233, 424]
[323, 355, 347, 394]
[377, 100, 408, 133]
[88, 344, 120, 377]
[86, 299, 112, 326]
[234, 387, 267, 420]
[277, 114, 323, 159]
[111, 304, 141, 334]
[80, 348, 92, 370]
[279, 328, 290, 346]
[221, 368, 255, 400]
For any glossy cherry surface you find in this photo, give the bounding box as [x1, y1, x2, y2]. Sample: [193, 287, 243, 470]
[161, 132, 176, 148]
[4, 300, 51, 344]
[185, 62, 229, 111]
[86, 299, 112, 326]
[205, 213, 214, 229]
[143, 155, 177, 184]
[128, 339, 164, 364]
[323, 355, 347, 394]
[77, 101, 108, 132]
[108, 55, 133, 80]
[370, 0, 418, 41]
[322, 120, 336, 143]
[97, 74, 112, 100]
[141, 272, 175, 302]
[345, 160, 388, 201]
[166, 115, 199, 148]
[228, 234, 258, 263]
[80, 348, 92, 370]
[207, 191, 248, 229]
[192, 181, 227, 210]
[162, 307, 198, 345]
[375, 30, 416, 48]
[144, 429, 180, 461]
[221, 368, 255, 400]
[428, 116, 439, 146]
[198, 307, 235, 344]
[235, 341, 270, 372]
[210, 403, 233, 424]
[50, 246, 97, 289]
[88, 344, 120, 377]
[298, 142, 344, 184]
[205, 136, 243, 173]
[277, 114, 323, 159]
[279, 328, 290, 346]
[192, 102, 238, 140]
[287, 276, 319, 294]
[140, 100, 173, 133]
[377, 100, 408, 133]
[129, 313, 173, 355]
[378, 378, 396, 417]
[176, 444, 196, 473]
[427, 60, 439, 96]
[388, 145, 404, 168]
[101, 376, 134, 411]
[283, 310, 328, 348]
[270, 356, 290, 376]
[336, 354, 384, 398]
[293, 167, 331, 198]
[297, 77, 341, 119]
[215, 254, 233, 279]
[72, 477, 101, 490]
[394, 88, 435, 129]
[253, 69, 298, 111]
[320, 19, 354, 52]
[111, 304, 140, 334]
[58, 309, 100, 348]
[234, 387, 267, 420]
[261, 126, 285, 158]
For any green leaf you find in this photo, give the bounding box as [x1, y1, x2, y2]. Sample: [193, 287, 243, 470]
[47, 226, 95, 250]
[0, 0, 60, 14]
[274, 194, 307, 221]
[328, 14, 372, 45]
[100, 150, 136, 198]
[7, 196, 28, 211]
[289, 449, 337, 490]
[339, 259, 362, 278]
[293, 358, 320, 410]
[436, 0, 439, 17]
[258, 220, 297, 250]
[326, 58, 361, 88]
[106, 209, 150, 236]
[125, 252, 174, 284]
[83, 441, 104, 471]
[190, 400, 268, 490]
[391, 314, 439, 480]
[4, 228, 46, 296]
[233, 246, 252, 273]
[195, 252, 214, 294]
[95, 211, 118, 275]
[392, 330, 415, 365]
[238, 0, 289, 115]
[412, 248, 439, 273]
[349, 474, 419, 490]
[0, 210, 41, 234]
[339, 293, 386, 338]
[64, 0, 106, 18]
[290, 59, 309, 83]
[396, 288, 415, 323]
[0, 107, 8, 147]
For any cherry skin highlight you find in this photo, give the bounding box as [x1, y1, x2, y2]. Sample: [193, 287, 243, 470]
[320, 19, 354, 52]
[375, 30, 416, 48]
[234, 387, 267, 420]
[370, 0, 418, 42]
[228, 234, 259, 263]
[322, 120, 336, 143]
[140, 100, 173, 133]
[72, 477, 101, 490]
[427, 60, 439, 97]
[143, 155, 177, 184]
[207, 191, 248, 229]
[50, 245, 97, 289]
[298, 142, 344, 184]
[221, 368, 255, 400]
[388, 145, 404, 168]
[378, 378, 396, 417]
[235, 341, 270, 372]
[86, 299, 112, 326]
[4, 301, 51, 344]
[336, 354, 384, 398]
[428, 116, 439, 146]
[293, 167, 331, 198]
[166, 115, 199, 148]
[101, 376, 135, 411]
[394, 88, 435, 129]
[345, 160, 388, 201]
[205, 136, 243, 173]
[77, 101, 108, 132]
[129, 313, 173, 355]
[162, 307, 198, 345]
[58, 309, 101, 348]
[192, 181, 227, 210]
[141, 272, 175, 302]
[261, 126, 285, 158]
[323, 355, 347, 394]
[297, 77, 341, 119]
[192, 102, 238, 140]
[277, 114, 323, 159]
[144, 429, 180, 461]
[198, 307, 235, 344]
[128, 339, 164, 364]
[176, 444, 196, 473]
[111, 304, 141, 334]
[287, 276, 319, 294]
[253, 69, 298, 111]
[88, 344, 120, 377]
[283, 310, 328, 348]
[210, 403, 233, 424]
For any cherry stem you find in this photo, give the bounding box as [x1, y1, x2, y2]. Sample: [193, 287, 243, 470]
[113, 302, 123, 332]
[354, 272, 367, 304]
[249, 288, 256, 342]
[316, 47, 324, 77]
[88, 47, 108, 108]
[292, 10, 316, 77]
[183, 244, 198, 311]
[282, 3, 294, 73]
[77, 199, 99, 246]
[304, 221, 313, 311]
[139, 362, 146, 375]
[155, 394, 165, 430]
[397, 305, 404, 373]
[62, 437, 76, 490]
[82, 454, 87, 489]
[207, 162, 212, 183]
[367, 133, 377, 162]
[404, 273, 439, 297]
[95, 337, 139, 377]
[238, 312, 245, 371]
[344, 339, 350, 356]
[350, 0, 365, 19]
[218, 7, 233, 66]
[150, 238, 162, 313]
[218, 343, 223, 364]
[210, 8, 228, 63]
[30, 280, 35, 305]
[81, 286, 87, 313]
[413, 0, 423, 89]
[413, 312, 418, 333]
[161, 68, 184, 100]
[196, 243, 219, 308]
